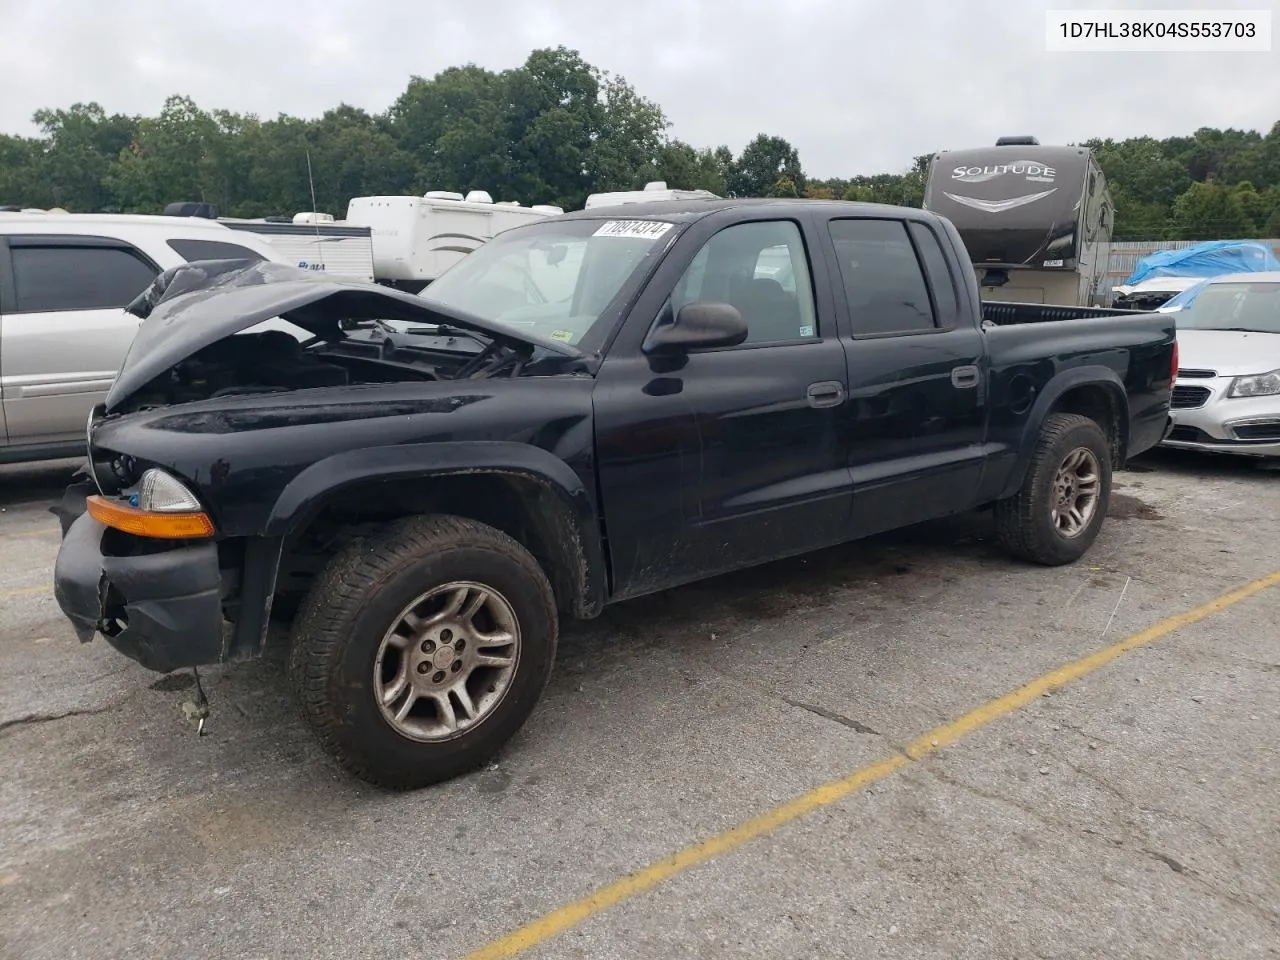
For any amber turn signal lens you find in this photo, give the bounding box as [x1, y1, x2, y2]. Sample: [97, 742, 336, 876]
[86, 495, 215, 540]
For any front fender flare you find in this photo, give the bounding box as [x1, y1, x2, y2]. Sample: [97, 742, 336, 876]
[265, 441, 607, 618]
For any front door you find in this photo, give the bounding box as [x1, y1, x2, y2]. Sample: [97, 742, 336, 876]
[593, 216, 853, 600]
[821, 215, 989, 537]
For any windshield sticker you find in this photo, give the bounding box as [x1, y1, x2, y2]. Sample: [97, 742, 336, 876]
[549, 329, 575, 342]
[592, 220, 673, 240]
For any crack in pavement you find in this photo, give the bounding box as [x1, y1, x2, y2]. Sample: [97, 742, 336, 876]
[917, 757, 1280, 929]
[0, 702, 118, 737]
[916, 764, 1095, 839]
[776, 696, 880, 735]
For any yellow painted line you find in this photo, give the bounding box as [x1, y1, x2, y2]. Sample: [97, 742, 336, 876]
[461, 568, 1280, 960]
[0, 584, 51, 600]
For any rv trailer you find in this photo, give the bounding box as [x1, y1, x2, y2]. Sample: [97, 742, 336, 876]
[220, 212, 376, 283]
[344, 191, 564, 293]
[584, 180, 720, 209]
[922, 136, 1115, 306]
[161, 202, 377, 283]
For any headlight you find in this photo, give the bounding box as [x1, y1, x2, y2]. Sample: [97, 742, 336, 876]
[86, 468, 215, 539]
[1228, 370, 1280, 398]
[134, 468, 204, 513]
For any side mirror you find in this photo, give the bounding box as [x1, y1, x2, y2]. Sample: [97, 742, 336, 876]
[643, 301, 748, 354]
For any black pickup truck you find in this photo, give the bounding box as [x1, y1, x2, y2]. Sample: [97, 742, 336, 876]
[52, 199, 1176, 789]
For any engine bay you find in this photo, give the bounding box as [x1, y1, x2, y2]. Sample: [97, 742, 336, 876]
[121, 330, 445, 410]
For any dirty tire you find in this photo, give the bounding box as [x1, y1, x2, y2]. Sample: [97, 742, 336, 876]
[287, 514, 557, 790]
[994, 412, 1112, 566]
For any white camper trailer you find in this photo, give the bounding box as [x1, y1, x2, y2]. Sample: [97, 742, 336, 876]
[161, 202, 377, 283]
[344, 191, 565, 293]
[584, 181, 720, 209]
[220, 211, 377, 283]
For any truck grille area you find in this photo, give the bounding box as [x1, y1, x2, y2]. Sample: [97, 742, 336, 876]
[1171, 385, 1211, 409]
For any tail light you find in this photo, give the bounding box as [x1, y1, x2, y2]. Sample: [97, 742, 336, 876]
[1171, 338, 1179, 383]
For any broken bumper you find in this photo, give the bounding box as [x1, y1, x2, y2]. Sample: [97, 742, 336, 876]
[52, 485, 226, 674]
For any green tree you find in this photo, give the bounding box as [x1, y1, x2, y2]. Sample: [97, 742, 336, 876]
[0, 134, 40, 206]
[729, 134, 804, 197]
[2, 53, 1278, 234]
[28, 102, 138, 210]
[389, 64, 512, 194]
[105, 95, 224, 213]
[1169, 179, 1257, 239]
[586, 70, 669, 193]
[639, 140, 733, 194]
[770, 176, 799, 198]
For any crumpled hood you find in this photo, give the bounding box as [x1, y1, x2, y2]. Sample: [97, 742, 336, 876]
[106, 259, 580, 413]
[1176, 328, 1280, 377]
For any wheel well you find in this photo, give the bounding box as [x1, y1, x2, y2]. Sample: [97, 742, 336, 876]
[1049, 384, 1125, 465]
[274, 473, 590, 622]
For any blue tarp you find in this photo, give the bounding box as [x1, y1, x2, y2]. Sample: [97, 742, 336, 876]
[1122, 240, 1280, 286]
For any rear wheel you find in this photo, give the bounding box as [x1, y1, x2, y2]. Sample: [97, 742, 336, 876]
[994, 413, 1112, 566]
[287, 514, 558, 790]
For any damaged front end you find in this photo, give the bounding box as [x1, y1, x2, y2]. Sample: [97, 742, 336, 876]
[52, 479, 227, 674]
[49, 260, 587, 677]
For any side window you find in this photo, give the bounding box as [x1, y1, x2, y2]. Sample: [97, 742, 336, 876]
[167, 238, 267, 263]
[11, 245, 159, 313]
[828, 219, 937, 335]
[907, 221, 959, 328]
[671, 220, 818, 344]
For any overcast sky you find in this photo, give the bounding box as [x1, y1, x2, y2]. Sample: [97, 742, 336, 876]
[1, 0, 1276, 178]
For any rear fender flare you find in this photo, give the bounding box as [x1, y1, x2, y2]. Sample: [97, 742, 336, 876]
[265, 441, 607, 618]
[998, 366, 1130, 501]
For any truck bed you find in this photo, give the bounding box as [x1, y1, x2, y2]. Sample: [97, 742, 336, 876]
[981, 301, 1139, 326]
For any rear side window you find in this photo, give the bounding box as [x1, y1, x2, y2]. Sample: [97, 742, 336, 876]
[907, 221, 959, 328]
[168, 238, 266, 263]
[11, 245, 159, 313]
[827, 219, 938, 335]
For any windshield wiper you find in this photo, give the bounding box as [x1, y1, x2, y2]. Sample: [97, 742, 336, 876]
[344, 317, 490, 346]
[413, 323, 490, 345]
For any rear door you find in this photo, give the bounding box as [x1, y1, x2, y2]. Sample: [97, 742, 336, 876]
[0, 236, 160, 445]
[819, 214, 990, 537]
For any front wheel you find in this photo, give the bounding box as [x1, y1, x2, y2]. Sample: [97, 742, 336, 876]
[994, 412, 1113, 566]
[287, 514, 558, 790]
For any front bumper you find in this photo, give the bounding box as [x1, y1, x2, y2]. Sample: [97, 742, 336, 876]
[52, 483, 227, 673]
[1162, 378, 1280, 459]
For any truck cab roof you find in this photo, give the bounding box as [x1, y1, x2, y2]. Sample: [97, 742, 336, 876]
[555, 197, 939, 224]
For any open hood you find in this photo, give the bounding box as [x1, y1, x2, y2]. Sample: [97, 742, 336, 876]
[107, 259, 581, 413]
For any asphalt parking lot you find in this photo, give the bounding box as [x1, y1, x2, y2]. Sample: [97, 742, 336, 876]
[1, 451, 1278, 960]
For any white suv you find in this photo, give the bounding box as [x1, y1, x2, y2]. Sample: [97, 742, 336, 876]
[0, 212, 283, 464]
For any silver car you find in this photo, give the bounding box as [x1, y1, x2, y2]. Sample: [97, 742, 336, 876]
[0, 213, 282, 464]
[1162, 271, 1280, 459]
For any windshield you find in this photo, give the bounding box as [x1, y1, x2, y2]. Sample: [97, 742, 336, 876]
[417, 217, 677, 347]
[1172, 281, 1280, 334]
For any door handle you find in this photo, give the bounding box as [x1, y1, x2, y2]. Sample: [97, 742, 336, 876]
[806, 380, 846, 408]
[951, 365, 980, 389]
